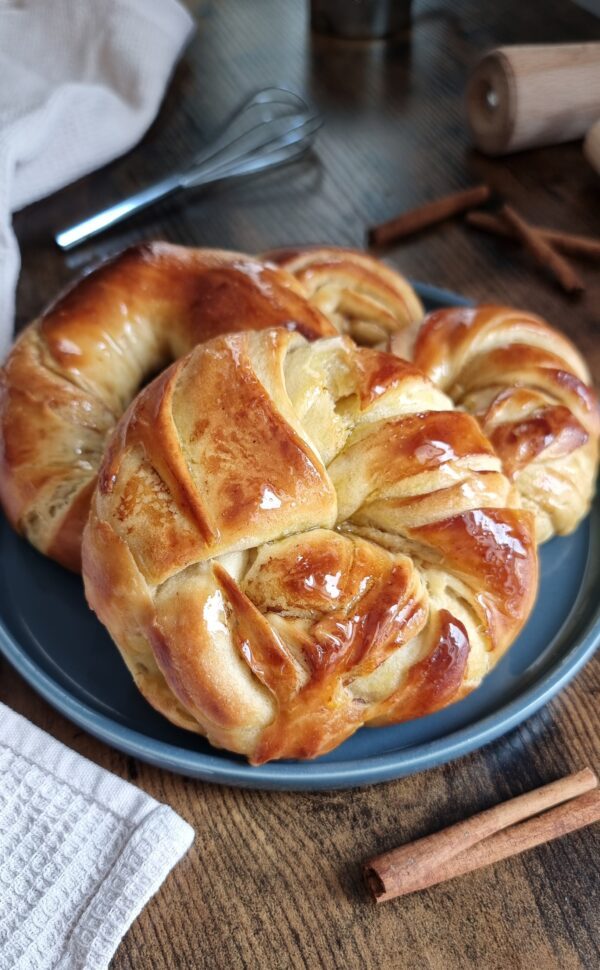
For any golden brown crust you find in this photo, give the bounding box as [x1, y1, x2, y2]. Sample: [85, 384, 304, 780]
[270, 255, 598, 540]
[0, 243, 336, 569]
[397, 305, 600, 542]
[263, 246, 424, 345]
[371, 609, 471, 724]
[82, 329, 537, 763]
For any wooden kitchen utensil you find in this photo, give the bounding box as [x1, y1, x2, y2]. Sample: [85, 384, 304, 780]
[467, 43, 600, 156]
[584, 118, 600, 174]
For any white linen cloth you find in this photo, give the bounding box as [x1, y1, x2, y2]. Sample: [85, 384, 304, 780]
[0, 702, 194, 970]
[0, 0, 195, 359]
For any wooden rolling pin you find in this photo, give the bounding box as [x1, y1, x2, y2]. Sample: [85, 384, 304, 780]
[584, 119, 600, 175]
[467, 43, 600, 155]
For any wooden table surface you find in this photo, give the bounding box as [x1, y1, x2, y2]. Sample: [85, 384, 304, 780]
[3, 1, 600, 967]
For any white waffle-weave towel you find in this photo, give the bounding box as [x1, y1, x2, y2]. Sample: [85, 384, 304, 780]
[0, 0, 195, 360]
[0, 702, 194, 970]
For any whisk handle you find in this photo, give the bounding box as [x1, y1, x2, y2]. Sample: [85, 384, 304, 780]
[54, 156, 267, 250]
[55, 174, 182, 250]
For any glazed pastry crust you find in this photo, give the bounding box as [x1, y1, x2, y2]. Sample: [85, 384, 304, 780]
[0, 243, 335, 570]
[264, 246, 424, 346]
[394, 305, 600, 542]
[83, 329, 537, 764]
[272, 251, 599, 542]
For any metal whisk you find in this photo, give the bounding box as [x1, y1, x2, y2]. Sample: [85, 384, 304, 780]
[56, 88, 322, 250]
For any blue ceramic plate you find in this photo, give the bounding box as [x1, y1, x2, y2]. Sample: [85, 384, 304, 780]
[0, 282, 598, 790]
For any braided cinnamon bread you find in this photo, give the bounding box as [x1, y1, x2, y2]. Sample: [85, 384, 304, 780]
[82, 329, 537, 763]
[0, 243, 335, 570]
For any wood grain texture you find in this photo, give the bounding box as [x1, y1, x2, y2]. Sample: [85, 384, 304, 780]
[3, 0, 600, 968]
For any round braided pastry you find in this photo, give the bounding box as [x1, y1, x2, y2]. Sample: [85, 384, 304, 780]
[0, 243, 335, 570]
[82, 328, 537, 763]
[393, 305, 600, 542]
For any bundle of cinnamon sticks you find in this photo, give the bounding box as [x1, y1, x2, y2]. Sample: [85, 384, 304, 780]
[368, 185, 600, 295]
[364, 768, 600, 903]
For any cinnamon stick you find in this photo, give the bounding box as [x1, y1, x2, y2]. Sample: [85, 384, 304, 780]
[368, 184, 491, 247]
[365, 768, 599, 903]
[500, 204, 585, 294]
[466, 210, 600, 261]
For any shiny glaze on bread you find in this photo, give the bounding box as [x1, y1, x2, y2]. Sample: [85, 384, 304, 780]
[82, 329, 537, 763]
[0, 243, 335, 569]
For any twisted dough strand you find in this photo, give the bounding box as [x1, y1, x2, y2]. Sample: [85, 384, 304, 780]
[397, 305, 600, 542]
[264, 246, 423, 345]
